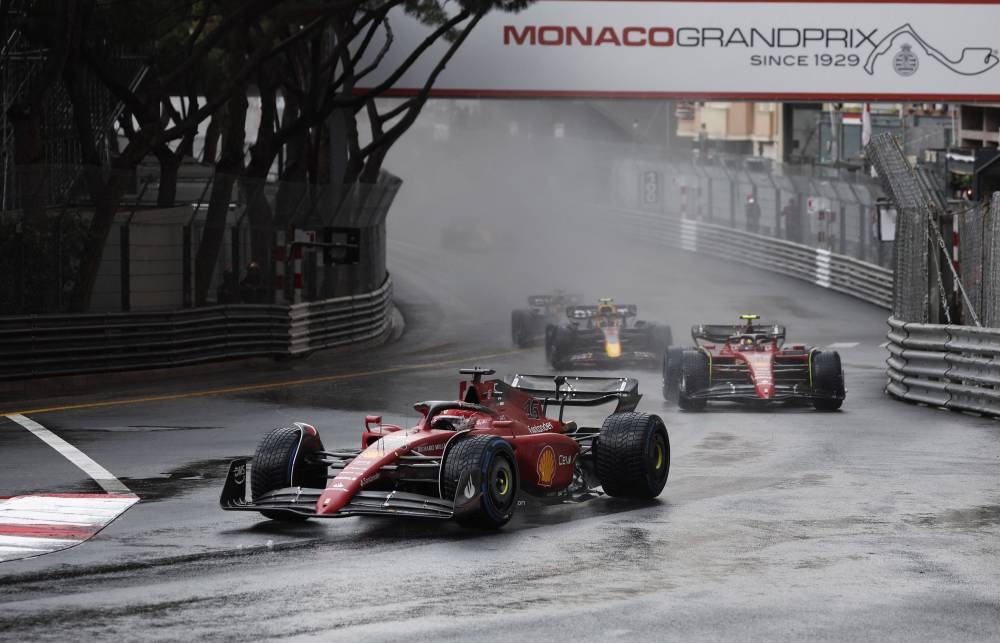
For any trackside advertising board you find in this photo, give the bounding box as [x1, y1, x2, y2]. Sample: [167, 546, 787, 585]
[356, 1, 1000, 100]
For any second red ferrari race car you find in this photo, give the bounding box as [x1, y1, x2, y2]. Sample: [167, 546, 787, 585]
[221, 368, 670, 529]
[662, 314, 845, 411]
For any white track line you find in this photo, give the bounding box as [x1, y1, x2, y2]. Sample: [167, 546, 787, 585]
[825, 342, 860, 349]
[6, 414, 130, 493]
[1, 414, 139, 562]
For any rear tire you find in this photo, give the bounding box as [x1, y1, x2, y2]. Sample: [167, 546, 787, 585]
[595, 412, 670, 499]
[442, 435, 518, 529]
[251, 425, 327, 521]
[662, 346, 684, 401]
[547, 326, 573, 370]
[648, 324, 673, 355]
[811, 351, 845, 411]
[678, 350, 709, 411]
[511, 309, 531, 348]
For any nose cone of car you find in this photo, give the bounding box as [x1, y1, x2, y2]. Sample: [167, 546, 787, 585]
[603, 328, 621, 358]
[756, 382, 775, 399]
[316, 487, 352, 515]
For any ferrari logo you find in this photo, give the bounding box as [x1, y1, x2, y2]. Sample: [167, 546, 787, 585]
[537, 446, 557, 487]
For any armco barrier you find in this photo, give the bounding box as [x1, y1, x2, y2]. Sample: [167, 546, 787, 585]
[606, 207, 892, 309]
[886, 317, 1000, 416]
[1, 277, 394, 380]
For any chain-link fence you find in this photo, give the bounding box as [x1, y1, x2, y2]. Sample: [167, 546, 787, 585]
[0, 165, 400, 314]
[864, 133, 932, 322]
[958, 196, 1000, 328]
[612, 156, 890, 268]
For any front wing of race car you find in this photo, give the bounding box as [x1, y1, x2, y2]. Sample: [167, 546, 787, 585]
[683, 382, 843, 403]
[559, 350, 661, 369]
[220, 459, 457, 519]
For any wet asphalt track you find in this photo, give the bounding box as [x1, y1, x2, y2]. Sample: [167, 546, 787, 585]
[0, 213, 998, 641]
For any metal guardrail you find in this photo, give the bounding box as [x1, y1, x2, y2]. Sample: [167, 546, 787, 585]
[607, 207, 893, 309]
[1, 276, 394, 380]
[886, 317, 1000, 416]
[288, 279, 393, 356]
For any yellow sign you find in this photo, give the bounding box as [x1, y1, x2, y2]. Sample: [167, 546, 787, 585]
[536, 446, 556, 487]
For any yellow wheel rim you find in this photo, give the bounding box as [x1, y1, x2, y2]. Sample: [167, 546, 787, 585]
[654, 442, 664, 470]
[496, 469, 510, 496]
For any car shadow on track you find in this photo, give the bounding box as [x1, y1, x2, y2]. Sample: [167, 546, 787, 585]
[217, 496, 672, 547]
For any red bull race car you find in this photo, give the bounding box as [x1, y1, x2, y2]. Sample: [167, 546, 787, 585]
[221, 368, 670, 529]
[510, 292, 583, 348]
[545, 298, 672, 370]
[662, 314, 845, 411]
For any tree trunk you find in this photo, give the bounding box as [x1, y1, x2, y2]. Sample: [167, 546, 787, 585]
[202, 114, 220, 163]
[193, 172, 238, 305]
[193, 93, 247, 305]
[9, 107, 48, 228]
[155, 149, 180, 207]
[68, 169, 127, 312]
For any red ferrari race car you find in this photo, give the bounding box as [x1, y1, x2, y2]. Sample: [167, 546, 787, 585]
[662, 315, 845, 411]
[221, 368, 670, 528]
[545, 298, 672, 370]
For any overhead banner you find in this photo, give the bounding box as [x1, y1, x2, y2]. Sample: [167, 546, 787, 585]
[357, 1, 1000, 100]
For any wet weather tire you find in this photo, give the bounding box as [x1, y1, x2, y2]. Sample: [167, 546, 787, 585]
[595, 412, 670, 499]
[678, 350, 709, 411]
[662, 346, 684, 401]
[442, 435, 518, 529]
[251, 425, 327, 521]
[511, 309, 531, 348]
[648, 324, 673, 355]
[811, 351, 845, 411]
[547, 326, 573, 370]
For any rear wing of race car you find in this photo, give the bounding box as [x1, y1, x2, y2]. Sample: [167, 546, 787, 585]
[566, 304, 638, 320]
[508, 373, 641, 414]
[528, 293, 583, 308]
[691, 322, 786, 344]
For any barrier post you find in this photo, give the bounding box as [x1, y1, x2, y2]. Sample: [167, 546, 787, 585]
[120, 224, 130, 312]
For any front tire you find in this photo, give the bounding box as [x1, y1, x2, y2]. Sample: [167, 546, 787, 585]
[442, 435, 518, 529]
[595, 412, 670, 499]
[678, 350, 709, 411]
[511, 309, 531, 348]
[251, 424, 327, 521]
[811, 351, 845, 411]
[547, 326, 573, 370]
[662, 346, 685, 401]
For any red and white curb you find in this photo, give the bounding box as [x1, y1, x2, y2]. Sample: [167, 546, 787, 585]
[0, 493, 138, 562]
[2, 414, 139, 563]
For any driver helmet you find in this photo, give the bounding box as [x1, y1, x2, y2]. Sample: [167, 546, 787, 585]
[597, 298, 616, 316]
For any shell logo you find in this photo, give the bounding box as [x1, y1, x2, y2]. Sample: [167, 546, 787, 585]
[536, 446, 557, 487]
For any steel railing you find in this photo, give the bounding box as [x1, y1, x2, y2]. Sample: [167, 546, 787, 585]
[2, 276, 394, 380]
[886, 317, 1000, 416]
[605, 206, 892, 309]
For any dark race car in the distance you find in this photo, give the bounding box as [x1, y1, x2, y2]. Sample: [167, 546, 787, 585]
[511, 292, 584, 348]
[662, 314, 845, 411]
[221, 368, 670, 529]
[546, 298, 672, 370]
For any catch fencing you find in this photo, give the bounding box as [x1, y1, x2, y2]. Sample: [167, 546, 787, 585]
[0, 276, 393, 380]
[886, 317, 1000, 417]
[957, 197, 1000, 328]
[611, 155, 891, 269]
[603, 206, 892, 309]
[0, 164, 400, 315]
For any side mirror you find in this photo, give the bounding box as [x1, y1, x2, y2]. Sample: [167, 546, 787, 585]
[365, 415, 382, 432]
